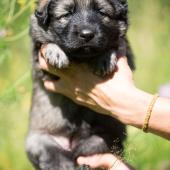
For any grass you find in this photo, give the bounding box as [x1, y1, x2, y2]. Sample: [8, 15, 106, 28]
[0, 0, 170, 170]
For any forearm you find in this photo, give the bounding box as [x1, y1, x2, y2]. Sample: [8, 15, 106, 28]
[109, 88, 170, 140]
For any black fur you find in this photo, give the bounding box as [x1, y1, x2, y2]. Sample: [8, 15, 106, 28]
[26, 0, 134, 170]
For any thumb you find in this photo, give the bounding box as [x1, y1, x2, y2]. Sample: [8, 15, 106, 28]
[116, 57, 133, 80]
[117, 57, 129, 70]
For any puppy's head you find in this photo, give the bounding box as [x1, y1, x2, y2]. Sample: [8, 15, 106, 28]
[35, 0, 128, 58]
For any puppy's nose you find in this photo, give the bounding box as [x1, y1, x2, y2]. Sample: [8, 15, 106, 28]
[79, 29, 95, 41]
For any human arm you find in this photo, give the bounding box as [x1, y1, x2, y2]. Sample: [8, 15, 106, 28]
[39, 51, 170, 140]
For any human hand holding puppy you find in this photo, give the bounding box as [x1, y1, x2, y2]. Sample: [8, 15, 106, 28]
[39, 47, 136, 119]
[39, 47, 170, 140]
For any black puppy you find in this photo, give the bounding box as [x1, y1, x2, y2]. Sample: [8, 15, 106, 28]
[26, 0, 135, 170]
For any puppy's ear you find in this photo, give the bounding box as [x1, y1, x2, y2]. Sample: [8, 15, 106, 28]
[35, 0, 51, 27]
[118, 0, 127, 5]
[111, 0, 128, 18]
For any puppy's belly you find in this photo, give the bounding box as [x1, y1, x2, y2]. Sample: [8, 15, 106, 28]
[53, 135, 71, 151]
[52, 134, 81, 152]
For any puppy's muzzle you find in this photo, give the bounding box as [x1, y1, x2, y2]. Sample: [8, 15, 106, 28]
[79, 29, 95, 42]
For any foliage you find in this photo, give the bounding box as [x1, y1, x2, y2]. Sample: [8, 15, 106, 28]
[0, 0, 170, 170]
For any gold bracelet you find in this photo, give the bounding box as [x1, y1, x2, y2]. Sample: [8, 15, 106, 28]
[142, 94, 159, 133]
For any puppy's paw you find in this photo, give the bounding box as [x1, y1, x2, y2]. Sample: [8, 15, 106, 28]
[93, 51, 117, 77]
[76, 165, 91, 170]
[44, 43, 69, 69]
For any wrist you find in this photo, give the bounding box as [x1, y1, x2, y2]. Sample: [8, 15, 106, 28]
[110, 87, 153, 129]
[127, 88, 153, 128]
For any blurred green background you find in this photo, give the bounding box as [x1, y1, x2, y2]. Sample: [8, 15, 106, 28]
[0, 0, 170, 170]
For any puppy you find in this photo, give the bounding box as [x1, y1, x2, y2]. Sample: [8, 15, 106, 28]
[26, 0, 135, 170]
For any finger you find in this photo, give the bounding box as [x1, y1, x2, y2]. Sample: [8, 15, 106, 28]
[77, 154, 116, 169]
[77, 155, 104, 169]
[44, 80, 78, 100]
[117, 57, 129, 69]
[44, 80, 66, 94]
[116, 57, 133, 77]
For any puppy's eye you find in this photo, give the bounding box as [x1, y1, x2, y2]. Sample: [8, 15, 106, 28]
[98, 9, 110, 18]
[62, 13, 70, 18]
[57, 11, 73, 19]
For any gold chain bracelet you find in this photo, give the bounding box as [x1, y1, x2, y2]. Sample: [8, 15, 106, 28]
[142, 94, 159, 133]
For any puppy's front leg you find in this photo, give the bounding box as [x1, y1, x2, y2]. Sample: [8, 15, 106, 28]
[43, 43, 69, 69]
[92, 51, 117, 77]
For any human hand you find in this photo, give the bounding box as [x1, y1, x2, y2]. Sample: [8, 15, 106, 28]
[77, 154, 132, 170]
[39, 47, 136, 121]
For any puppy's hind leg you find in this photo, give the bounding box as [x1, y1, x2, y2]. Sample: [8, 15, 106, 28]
[73, 135, 109, 158]
[73, 135, 109, 170]
[25, 132, 74, 170]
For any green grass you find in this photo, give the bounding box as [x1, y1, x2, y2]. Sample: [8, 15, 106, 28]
[0, 0, 170, 170]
